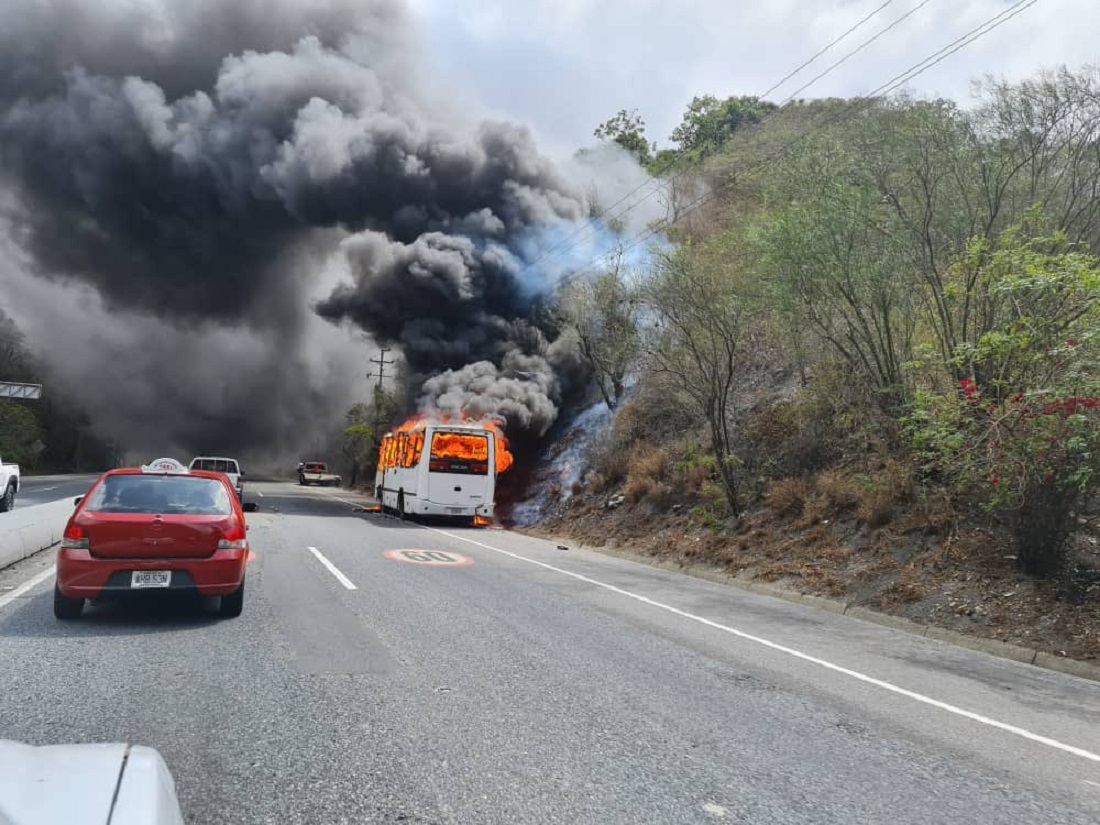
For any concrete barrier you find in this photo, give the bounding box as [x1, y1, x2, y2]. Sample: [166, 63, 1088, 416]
[0, 498, 76, 571]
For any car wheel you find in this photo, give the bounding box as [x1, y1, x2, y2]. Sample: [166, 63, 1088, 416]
[219, 579, 245, 618]
[53, 584, 84, 619]
[0, 484, 14, 513]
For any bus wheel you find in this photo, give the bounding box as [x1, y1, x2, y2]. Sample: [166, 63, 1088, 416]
[397, 491, 406, 520]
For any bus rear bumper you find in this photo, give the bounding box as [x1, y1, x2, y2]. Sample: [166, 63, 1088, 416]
[416, 500, 494, 518]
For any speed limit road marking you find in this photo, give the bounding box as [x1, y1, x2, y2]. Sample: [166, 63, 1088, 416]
[383, 549, 474, 567]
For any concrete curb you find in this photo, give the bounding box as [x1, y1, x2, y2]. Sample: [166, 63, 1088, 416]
[0, 499, 74, 571]
[533, 533, 1100, 685]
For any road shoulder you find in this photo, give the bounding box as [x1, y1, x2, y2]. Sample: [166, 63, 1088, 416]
[524, 525, 1100, 684]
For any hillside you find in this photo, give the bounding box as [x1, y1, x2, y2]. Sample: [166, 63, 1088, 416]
[518, 69, 1100, 667]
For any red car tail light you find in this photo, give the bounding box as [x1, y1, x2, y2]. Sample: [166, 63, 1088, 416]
[61, 523, 89, 550]
[217, 521, 247, 551]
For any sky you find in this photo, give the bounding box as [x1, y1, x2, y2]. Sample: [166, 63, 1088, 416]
[406, 0, 1097, 159]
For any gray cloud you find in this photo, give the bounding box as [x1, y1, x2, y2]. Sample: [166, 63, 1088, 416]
[409, 0, 1095, 156]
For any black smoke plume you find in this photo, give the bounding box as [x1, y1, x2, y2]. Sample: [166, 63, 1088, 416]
[0, 0, 608, 459]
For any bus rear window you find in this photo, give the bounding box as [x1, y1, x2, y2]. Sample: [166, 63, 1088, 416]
[191, 459, 238, 474]
[429, 432, 489, 475]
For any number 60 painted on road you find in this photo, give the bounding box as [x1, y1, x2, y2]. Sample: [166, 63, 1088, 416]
[383, 549, 474, 567]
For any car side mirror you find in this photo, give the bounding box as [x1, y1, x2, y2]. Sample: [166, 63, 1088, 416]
[73, 496, 83, 507]
[242, 501, 258, 513]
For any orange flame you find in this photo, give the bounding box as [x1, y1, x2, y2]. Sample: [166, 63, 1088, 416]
[382, 415, 514, 474]
[482, 419, 514, 474]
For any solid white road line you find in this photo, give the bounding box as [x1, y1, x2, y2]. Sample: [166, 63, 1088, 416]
[307, 546, 357, 590]
[424, 525, 1100, 765]
[0, 567, 55, 610]
[325, 492, 367, 508]
[29, 485, 59, 492]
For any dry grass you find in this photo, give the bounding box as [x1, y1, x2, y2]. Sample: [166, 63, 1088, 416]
[766, 478, 811, 518]
[757, 560, 849, 598]
[813, 573, 849, 598]
[817, 470, 861, 511]
[625, 475, 659, 504]
[814, 542, 853, 563]
[857, 490, 895, 528]
[586, 472, 609, 493]
[856, 557, 902, 580]
[879, 575, 935, 607]
[628, 443, 670, 483]
[679, 462, 711, 495]
[757, 561, 805, 582]
[624, 444, 670, 504]
[853, 460, 915, 528]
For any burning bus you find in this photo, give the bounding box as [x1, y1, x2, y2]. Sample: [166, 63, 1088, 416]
[374, 420, 512, 523]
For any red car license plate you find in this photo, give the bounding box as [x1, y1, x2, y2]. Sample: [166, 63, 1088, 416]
[131, 571, 171, 589]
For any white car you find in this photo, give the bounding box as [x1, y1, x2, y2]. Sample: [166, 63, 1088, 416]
[0, 454, 19, 513]
[0, 740, 185, 824]
[188, 456, 244, 500]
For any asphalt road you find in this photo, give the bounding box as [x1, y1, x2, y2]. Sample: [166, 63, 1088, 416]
[1, 480, 1099, 824]
[13, 473, 99, 507]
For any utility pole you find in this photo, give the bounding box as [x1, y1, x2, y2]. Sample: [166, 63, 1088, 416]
[368, 348, 394, 388]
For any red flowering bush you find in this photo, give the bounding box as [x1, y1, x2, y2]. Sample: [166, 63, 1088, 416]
[906, 221, 1100, 579]
[910, 386, 1100, 577]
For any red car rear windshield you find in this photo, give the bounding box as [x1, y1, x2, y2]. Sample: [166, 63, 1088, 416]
[84, 475, 233, 515]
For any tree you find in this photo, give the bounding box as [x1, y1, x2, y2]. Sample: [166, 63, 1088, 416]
[594, 109, 654, 165]
[340, 413, 374, 489]
[340, 387, 400, 487]
[0, 313, 32, 382]
[753, 137, 918, 406]
[556, 252, 639, 410]
[0, 399, 41, 464]
[669, 95, 775, 160]
[641, 246, 748, 516]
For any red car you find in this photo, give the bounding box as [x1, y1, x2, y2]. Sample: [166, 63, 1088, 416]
[54, 457, 256, 620]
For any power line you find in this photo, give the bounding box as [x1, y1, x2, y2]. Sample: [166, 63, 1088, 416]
[543, 0, 942, 275]
[521, 0, 907, 275]
[563, 0, 1042, 275]
[528, 1, 939, 277]
[758, 0, 900, 101]
[773, 0, 937, 106]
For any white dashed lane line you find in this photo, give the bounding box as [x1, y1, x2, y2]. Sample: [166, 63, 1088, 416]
[307, 546, 357, 590]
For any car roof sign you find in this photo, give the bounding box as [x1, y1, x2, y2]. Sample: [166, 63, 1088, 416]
[141, 457, 189, 474]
